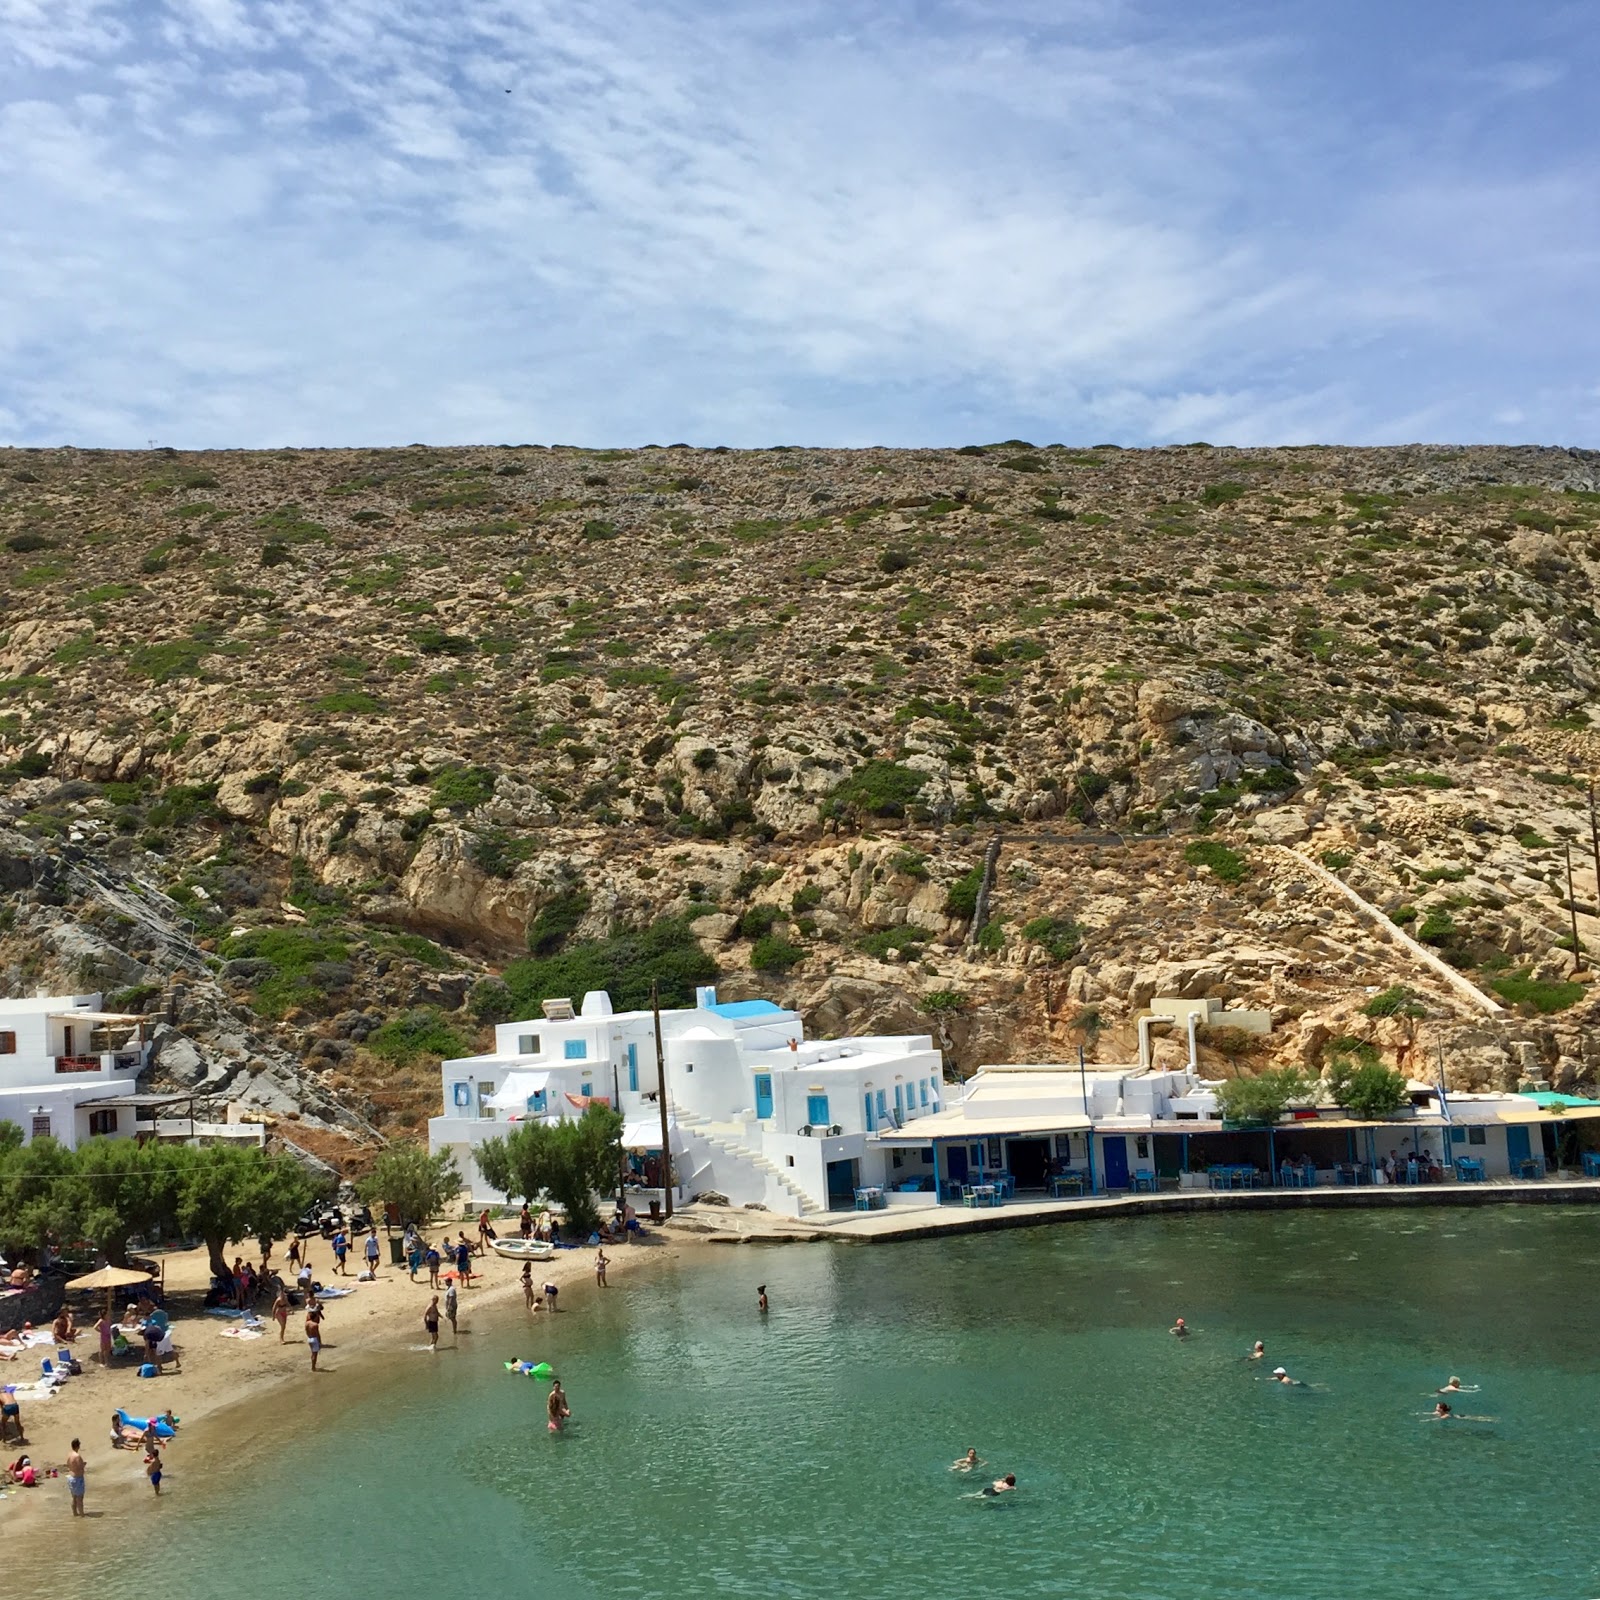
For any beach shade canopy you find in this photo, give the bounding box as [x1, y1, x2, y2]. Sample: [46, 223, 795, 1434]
[65, 1265, 153, 1294]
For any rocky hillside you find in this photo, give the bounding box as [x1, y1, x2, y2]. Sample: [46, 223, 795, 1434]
[2, 441, 1599, 1165]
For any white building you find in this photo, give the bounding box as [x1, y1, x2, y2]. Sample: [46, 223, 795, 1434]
[429, 986, 949, 1215]
[0, 993, 150, 1147]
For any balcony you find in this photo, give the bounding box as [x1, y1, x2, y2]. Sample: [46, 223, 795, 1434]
[55, 1054, 104, 1074]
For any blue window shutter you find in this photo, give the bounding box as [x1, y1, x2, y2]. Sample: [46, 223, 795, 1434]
[564, 1039, 587, 1060]
[865, 1093, 874, 1132]
[627, 1042, 638, 1092]
[807, 1093, 829, 1125]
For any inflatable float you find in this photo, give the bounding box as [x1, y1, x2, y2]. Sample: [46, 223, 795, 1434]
[504, 1360, 554, 1379]
[115, 1408, 178, 1438]
[491, 1239, 555, 1262]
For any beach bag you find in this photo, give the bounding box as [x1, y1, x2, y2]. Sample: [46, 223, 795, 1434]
[138, 1362, 158, 1378]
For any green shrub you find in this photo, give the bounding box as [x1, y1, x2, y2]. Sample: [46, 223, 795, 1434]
[430, 764, 497, 811]
[218, 926, 350, 1019]
[412, 626, 475, 656]
[1362, 985, 1425, 1019]
[824, 760, 928, 820]
[366, 1007, 471, 1065]
[1417, 908, 1457, 946]
[526, 888, 591, 955]
[1320, 849, 1354, 870]
[1490, 970, 1585, 1014]
[1184, 840, 1247, 883]
[1021, 915, 1082, 960]
[130, 637, 207, 683]
[502, 916, 716, 1015]
[791, 884, 823, 912]
[1390, 905, 1418, 925]
[314, 691, 383, 715]
[975, 920, 1005, 953]
[751, 934, 803, 972]
[1215, 1067, 1315, 1126]
[51, 632, 98, 668]
[1326, 1059, 1408, 1119]
[920, 990, 969, 1012]
[879, 549, 913, 573]
[1200, 481, 1248, 507]
[470, 829, 539, 880]
[858, 925, 928, 959]
[997, 455, 1046, 473]
[738, 904, 783, 941]
[944, 867, 983, 918]
[107, 982, 164, 1012]
[891, 849, 928, 879]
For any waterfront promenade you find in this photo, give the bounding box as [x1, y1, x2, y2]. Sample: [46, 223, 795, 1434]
[675, 1173, 1600, 1244]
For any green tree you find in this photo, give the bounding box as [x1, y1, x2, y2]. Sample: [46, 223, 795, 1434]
[1215, 1067, 1316, 1126]
[70, 1138, 184, 1266]
[357, 1144, 461, 1227]
[1326, 1058, 1409, 1121]
[476, 1103, 623, 1234]
[174, 1146, 322, 1278]
[0, 1135, 79, 1255]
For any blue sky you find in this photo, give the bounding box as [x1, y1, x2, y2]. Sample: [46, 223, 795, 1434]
[1, 0, 1595, 448]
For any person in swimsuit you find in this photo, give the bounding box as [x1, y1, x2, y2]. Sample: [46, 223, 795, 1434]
[519, 1205, 533, 1240]
[444, 1282, 458, 1340]
[272, 1283, 290, 1343]
[1269, 1367, 1303, 1386]
[0, 1390, 22, 1445]
[951, 1448, 981, 1473]
[757, 1285, 768, 1314]
[521, 1262, 536, 1311]
[424, 1295, 440, 1351]
[425, 1244, 441, 1288]
[981, 1474, 1016, 1497]
[1170, 1318, 1188, 1338]
[66, 1439, 85, 1515]
[305, 1303, 324, 1371]
[1247, 1341, 1266, 1360]
[144, 1444, 162, 1495]
[547, 1379, 570, 1433]
[543, 1281, 558, 1313]
[595, 1249, 609, 1288]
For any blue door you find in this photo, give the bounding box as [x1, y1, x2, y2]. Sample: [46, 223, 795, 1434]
[1506, 1124, 1531, 1170]
[806, 1093, 830, 1127]
[755, 1074, 773, 1120]
[947, 1145, 968, 1181]
[1102, 1136, 1130, 1189]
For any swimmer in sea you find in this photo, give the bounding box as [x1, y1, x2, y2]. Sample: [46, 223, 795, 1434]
[981, 1474, 1016, 1497]
[1269, 1366, 1304, 1387]
[547, 1378, 571, 1434]
[1169, 1318, 1189, 1338]
[951, 1448, 982, 1473]
[1427, 1401, 1495, 1422]
[757, 1284, 769, 1314]
[1247, 1341, 1266, 1361]
[1436, 1376, 1479, 1394]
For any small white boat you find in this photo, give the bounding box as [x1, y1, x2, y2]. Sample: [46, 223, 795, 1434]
[491, 1238, 555, 1261]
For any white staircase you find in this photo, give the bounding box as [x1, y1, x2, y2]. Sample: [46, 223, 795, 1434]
[674, 1109, 822, 1216]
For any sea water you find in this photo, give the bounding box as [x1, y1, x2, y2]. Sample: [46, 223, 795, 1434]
[62, 1208, 1600, 1598]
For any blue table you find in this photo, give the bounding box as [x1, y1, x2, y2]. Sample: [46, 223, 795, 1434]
[1454, 1158, 1486, 1183]
[962, 1185, 1001, 1208]
[1128, 1170, 1158, 1193]
[1517, 1157, 1547, 1180]
[1050, 1173, 1085, 1198]
[854, 1187, 887, 1211]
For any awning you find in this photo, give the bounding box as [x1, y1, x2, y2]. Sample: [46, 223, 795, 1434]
[487, 1071, 551, 1110]
[1519, 1091, 1600, 1109]
[622, 1114, 676, 1149]
[47, 1011, 146, 1023]
[1498, 1104, 1600, 1124]
[880, 1109, 1093, 1143]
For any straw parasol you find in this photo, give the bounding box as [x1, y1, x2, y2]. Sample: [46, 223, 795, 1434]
[66, 1264, 153, 1321]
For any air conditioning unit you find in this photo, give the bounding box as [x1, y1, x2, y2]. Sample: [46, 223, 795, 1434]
[542, 998, 575, 1020]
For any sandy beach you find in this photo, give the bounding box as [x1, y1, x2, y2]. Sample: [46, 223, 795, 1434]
[0, 1222, 692, 1533]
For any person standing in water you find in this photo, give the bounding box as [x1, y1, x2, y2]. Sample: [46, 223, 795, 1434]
[981, 1474, 1016, 1497]
[1269, 1367, 1303, 1387]
[521, 1262, 536, 1312]
[757, 1285, 769, 1314]
[1169, 1318, 1189, 1338]
[594, 1248, 609, 1288]
[423, 1295, 440, 1351]
[305, 1302, 324, 1371]
[951, 1448, 982, 1473]
[143, 1444, 162, 1496]
[65, 1438, 85, 1516]
[547, 1379, 570, 1433]
[1247, 1341, 1266, 1361]
[272, 1281, 290, 1343]
[444, 1280, 459, 1341]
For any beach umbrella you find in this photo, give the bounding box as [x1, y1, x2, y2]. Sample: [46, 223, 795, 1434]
[66, 1264, 153, 1321]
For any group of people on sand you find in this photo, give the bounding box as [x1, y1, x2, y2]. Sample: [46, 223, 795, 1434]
[1171, 1319, 1495, 1419]
[402, 1225, 480, 1288]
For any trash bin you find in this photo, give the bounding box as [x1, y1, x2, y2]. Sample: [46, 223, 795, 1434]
[648, 1198, 661, 1222]
[388, 1236, 405, 1266]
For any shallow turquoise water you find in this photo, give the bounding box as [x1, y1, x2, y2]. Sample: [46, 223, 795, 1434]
[67, 1209, 1600, 1598]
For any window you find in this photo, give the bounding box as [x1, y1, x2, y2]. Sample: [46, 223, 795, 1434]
[920, 1080, 929, 1107]
[864, 1093, 875, 1132]
[894, 1084, 904, 1120]
[876, 1090, 887, 1120]
[806, 1093, 830, 1126]
[451, 1082, 471, 1108]
[89, 1108, 118, 1136]
[476, 1082, 494, 1116]
[517, 1033, 540, 1056]
[786, 1155, 795, 1167]
[581, 1082, 592, 1098]
[1054, 1134, 1073, 1157]
[892, 1150, 903, 1169]
[1449, 1127, 1465, 1145]
[627, 1042, 639, 1092]
[987, 1137, 1002, 1168]
[1136, 1135, 1149, 1158]
[0, 1031, 14, 1054]
[1468, 1126, 1487, 1146]
[563, 1039, 588, 1061]
[30, 1115, 49, 1139]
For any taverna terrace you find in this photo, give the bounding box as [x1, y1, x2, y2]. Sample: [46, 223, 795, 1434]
[431, 990, 1600, 1217]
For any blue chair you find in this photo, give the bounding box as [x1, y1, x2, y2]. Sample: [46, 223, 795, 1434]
[1129, 1170, 1157, 1193]
[1456, 1159, 1485, 1184]
[1583, 1152, 1600, 1179]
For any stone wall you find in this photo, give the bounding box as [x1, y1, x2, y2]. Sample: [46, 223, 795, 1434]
[0, 1272, 66, 1335]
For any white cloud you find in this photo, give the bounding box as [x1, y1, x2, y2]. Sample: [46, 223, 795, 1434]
[0, 0, 1595, 446]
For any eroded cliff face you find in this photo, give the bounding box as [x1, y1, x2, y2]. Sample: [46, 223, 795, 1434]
[1, 441, 1597, 1164]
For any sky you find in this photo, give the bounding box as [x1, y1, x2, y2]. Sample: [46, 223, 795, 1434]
[1, 0, 1596, 449]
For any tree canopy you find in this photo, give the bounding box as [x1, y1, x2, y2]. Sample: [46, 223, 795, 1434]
[356, 1144, 461, 1227]
[476, 1102, 623, 1233]
[1214, 1067, 1317, 1126]
[1326, 1058, 1409, 1121]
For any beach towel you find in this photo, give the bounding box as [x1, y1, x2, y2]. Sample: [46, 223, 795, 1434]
[315, 1286, 356, 1299]
[218, 1326, 263, 1340]
[203, 1307, 248, 1319]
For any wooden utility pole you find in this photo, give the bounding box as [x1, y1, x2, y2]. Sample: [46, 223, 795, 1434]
[1589, 784, 1600, 927]
[651, 979, 673, 1218]
[611, 1060, 627, 1222]
[1566, 840, 1583, 960]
